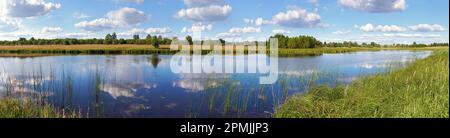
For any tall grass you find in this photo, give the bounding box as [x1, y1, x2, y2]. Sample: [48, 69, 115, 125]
[275, 50, 449, 118]
[0, 98, 79, 118]
[0, 64, 82, 118]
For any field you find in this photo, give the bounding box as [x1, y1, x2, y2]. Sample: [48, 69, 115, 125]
[274, 49, 449, 118]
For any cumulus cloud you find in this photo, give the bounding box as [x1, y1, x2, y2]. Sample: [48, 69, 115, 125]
[272, 29, 291, 34]
[356, 23, 406, 32]
[175, 5, 232, 22]
[338, 0, 406, 13]
[106, 7, 148, 25]
[332, 30, 350, 35]
[409, 24, 445, 32]
[181, 23, 213, 33]
[0, 0, 60, 33]
[0, 18, 21, 32]
[175, 0, 231, 22]
[0, 0, 61, 18]
[75, 18, 117, 32]
[355, 23, 374, 32]
[272, 8, 321, 28]
[41, 27, 63, 33]
[75, 7, 148, 32]
[375, 25, 406, 32]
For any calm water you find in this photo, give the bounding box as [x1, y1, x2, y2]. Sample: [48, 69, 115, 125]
[0, 50, 431, 118]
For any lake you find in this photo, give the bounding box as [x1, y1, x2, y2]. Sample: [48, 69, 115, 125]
[0, 50, 431, 118]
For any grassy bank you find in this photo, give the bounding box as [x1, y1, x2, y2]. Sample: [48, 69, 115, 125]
[275, 49, 449, 118]
[0, 98, 79, 118]
[0, 45, 447, 57]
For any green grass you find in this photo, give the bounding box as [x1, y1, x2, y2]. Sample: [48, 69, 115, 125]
[0, 98, 79, 118]
[275, 49, 449, 118]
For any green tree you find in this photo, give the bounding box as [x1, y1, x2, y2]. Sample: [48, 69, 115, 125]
[152, 36, 159, 48]
[186, 35, 193, 45]
[145, 34, 152, 45]
[111, 32, 118, 44]
[104, 34, 113, 44]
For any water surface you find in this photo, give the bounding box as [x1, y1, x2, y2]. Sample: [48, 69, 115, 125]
[0, 50, 431, 117]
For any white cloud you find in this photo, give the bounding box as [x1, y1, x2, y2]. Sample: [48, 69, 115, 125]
[409, 24, 445, 32]
[356, 23, 406, 32]
[356, 23, 374, 32]
[229, 27, 261, 33]
[75, 18, 117, 32]
[332, 30, 350, 35]
[41, 27, 63, 33]
[255, 18, 270, 26]
[175, 5, 232, 22]
[181, 23, 213, 33]
[75, 7, 148, 32]
[0, 0, 60, 33]
[0, 0, 61, 18]
[338, 0, 406, 13]
[272, 29, 291, 34]
[106, 7, 148, 25]
[0, 18, 21, 32]
[272, 8, 321, 28]
[375, 25, 406, 32]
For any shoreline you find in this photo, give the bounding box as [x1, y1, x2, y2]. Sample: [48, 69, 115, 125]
[0, 45, 447, 57]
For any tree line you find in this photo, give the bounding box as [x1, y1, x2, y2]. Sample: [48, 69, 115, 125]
[268, 34, 448, 48]
[0, 33, 447, 48]
[0, 32, 173, 48]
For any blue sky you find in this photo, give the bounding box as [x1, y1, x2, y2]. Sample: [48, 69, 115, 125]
[0, 0, 448, 44]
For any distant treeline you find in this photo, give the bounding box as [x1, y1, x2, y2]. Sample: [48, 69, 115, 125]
[0, 33, 173, 48]
[0, 33, 448, 48]
[269, 34, 449, 48]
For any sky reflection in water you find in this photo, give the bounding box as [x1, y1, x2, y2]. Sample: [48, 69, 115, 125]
[0, 50, 431, 118]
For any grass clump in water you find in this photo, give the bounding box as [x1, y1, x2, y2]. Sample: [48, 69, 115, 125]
[275, 49, 449, 118]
